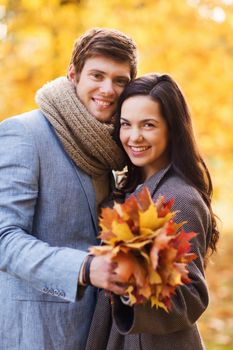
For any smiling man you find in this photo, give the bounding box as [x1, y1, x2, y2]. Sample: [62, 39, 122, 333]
[69, 55, 131, 122]
[0, 28, 137, 350]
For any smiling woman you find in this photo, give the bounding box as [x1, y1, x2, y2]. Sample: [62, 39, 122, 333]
[120, 94, 169, 180]
[85, 73, 220, 350]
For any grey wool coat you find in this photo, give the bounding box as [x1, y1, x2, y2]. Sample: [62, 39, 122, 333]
[86, 165, 211, 350]
[0, 110, 99, 350]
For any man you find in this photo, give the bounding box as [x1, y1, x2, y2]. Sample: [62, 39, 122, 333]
[0, 28, 137, 350]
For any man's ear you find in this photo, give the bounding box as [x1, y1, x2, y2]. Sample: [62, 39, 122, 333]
[67, 64, 76, 82]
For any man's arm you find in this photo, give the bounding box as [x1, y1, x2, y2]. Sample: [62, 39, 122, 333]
[0, 118, 88, 302]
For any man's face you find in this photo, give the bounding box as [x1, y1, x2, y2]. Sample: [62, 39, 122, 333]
[68, 56, 131, 122]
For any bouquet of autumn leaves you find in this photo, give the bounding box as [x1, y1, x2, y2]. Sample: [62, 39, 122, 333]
[89, 186, 197, 312]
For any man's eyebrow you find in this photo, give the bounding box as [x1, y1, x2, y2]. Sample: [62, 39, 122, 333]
[116, 76, 130, 81]
[88, 69, 130, 79]
[88, 69, 104, 73]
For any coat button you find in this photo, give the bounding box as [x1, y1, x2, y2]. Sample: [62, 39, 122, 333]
[59, 290, 65, 297]
[54, 289, 59, 296]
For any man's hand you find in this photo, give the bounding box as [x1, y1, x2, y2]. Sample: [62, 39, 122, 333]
[89, 253, 128, 295]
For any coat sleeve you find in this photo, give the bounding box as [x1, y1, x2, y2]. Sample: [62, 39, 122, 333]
[112, 185, 210, 335]
[0, 118, 88, 302]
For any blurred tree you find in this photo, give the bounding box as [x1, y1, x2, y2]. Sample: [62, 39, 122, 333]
[0, 0, 87, 115]
[60, 0, 81, 4]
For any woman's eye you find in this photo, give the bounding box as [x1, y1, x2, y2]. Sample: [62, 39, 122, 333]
[144, 123, 155, 128]
[120, 122, 130, 127]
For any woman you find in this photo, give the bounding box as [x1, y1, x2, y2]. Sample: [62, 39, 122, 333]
[85, 73, 219, 350]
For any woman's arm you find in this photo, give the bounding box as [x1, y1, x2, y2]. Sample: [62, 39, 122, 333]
[112, 185, 210, 335]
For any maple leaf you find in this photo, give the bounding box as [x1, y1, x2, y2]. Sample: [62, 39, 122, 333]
[113, 251, 147, 286]
[172, 229, 197, 259]
[137, 186, 152, 211]
[90, 186, 198, 311]
[155, 195, 175, 218]
[88, 245, 112, 256]
[116, 196, 139, 225]
[99, 207, 119, 232]
[173, 262, 191, 284]
[148, 266, 162, 284]
[150, 233, 172, 270]
[137, 188, 175, 233]
[151, 295, 168, 312]
[126, 286, 137, 304]
[111, 220, 134, 242]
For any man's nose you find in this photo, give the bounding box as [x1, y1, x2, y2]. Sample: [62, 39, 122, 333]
[99, 79, 115, 95]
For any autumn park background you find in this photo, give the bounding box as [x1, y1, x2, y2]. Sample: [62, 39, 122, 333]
[0, 0, 232, 348]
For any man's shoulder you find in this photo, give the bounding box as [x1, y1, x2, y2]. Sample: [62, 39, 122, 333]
[3, 109, 45, 125]
[1, 109, 51, 135]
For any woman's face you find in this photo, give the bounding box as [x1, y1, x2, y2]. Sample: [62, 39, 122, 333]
[119, 95, 169, 180]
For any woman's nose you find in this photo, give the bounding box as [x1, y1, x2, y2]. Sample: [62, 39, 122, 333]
[129, 128, 143, 142]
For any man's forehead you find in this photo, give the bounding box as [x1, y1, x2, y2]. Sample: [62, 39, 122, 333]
[83, 55, 131, 75]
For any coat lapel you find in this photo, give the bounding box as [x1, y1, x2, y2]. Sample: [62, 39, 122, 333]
[74, 167, 99, 233]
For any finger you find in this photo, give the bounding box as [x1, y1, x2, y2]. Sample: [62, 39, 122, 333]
[111, 261, 118, 270]
[112, 285, 127, 296]
[115, 281, 128, 289]
[109, 281, 128, 296]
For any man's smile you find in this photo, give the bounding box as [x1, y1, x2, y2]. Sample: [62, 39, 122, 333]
[92, 98, 113, 108]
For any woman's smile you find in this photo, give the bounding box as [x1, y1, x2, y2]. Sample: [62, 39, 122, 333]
[120, 95, 170, 180]
[128, 145, 151, 156]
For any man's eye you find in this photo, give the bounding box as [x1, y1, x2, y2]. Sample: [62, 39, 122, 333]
[116, 79, 129, 87]
[91, 73, 102, 80]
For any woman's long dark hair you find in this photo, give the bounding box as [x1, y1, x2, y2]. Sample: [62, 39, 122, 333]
[114, 73, 219, 258]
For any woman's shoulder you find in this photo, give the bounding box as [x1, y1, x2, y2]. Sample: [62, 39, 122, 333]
[154, 167, 207, 212]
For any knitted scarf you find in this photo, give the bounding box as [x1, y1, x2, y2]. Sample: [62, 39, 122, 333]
[35, 76, 126, 206]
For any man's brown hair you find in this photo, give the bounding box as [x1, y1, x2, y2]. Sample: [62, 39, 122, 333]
[69, 28, 137, 80]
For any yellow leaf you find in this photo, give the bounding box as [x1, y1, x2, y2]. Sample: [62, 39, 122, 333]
[140, 250, 150, 263]
[150, 296, 168, 312]
[139, 283, 151, 299]
[111, 220, 134, 242]
[139, 227, 158, 238]
[123, 240, 151, 249]
[149, 269, 162, 284]
[139, 203, 158, 230]
[126, 285, 137, 305]
[168, 271, 182, 286]
[88, 245, 112, 255]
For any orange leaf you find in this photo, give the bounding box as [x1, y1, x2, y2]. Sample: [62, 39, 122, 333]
[113, 251, 147, 287]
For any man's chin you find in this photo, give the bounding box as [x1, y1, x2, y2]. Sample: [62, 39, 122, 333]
[92, 111, 113, 123]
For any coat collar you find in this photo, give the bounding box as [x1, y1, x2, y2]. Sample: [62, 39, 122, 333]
[134, 163, 172, 198]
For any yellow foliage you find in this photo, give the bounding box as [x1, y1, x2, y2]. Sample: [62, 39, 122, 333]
[111, 221, 134, 242]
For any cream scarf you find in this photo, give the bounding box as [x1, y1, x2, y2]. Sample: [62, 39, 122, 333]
[35, 77, 125, 206]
